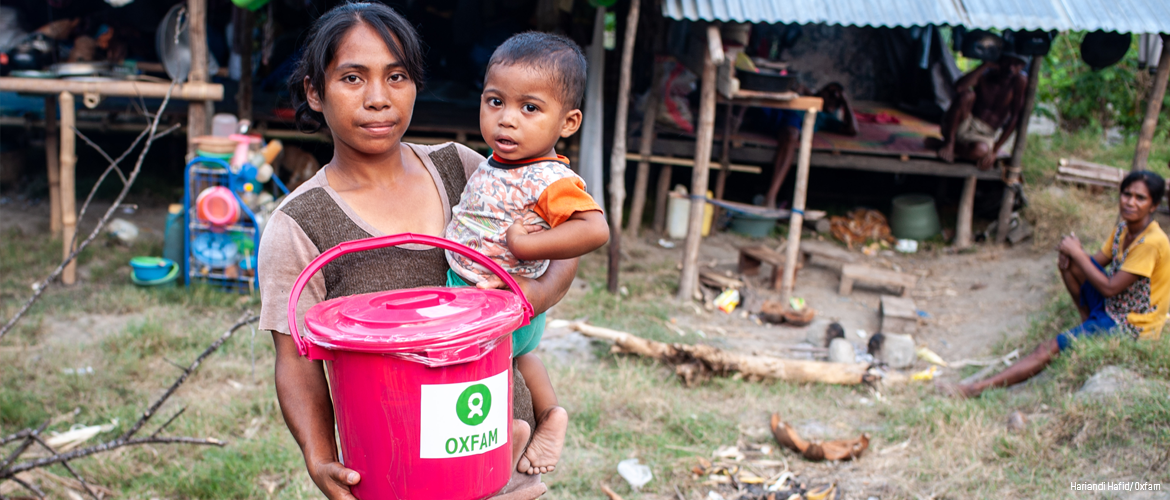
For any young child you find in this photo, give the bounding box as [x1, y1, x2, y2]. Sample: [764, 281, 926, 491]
[445, 32, 610, 475]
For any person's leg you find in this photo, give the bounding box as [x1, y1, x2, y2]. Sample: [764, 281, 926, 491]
[514, 354, 567, 475]
[949, 338, 1060, 398]
[938, 88, 975, 163]
[766, 125, 800, 209]
[1060, 263, 1090, 320]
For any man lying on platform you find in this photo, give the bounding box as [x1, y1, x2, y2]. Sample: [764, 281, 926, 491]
[932, 51, 1028, 171]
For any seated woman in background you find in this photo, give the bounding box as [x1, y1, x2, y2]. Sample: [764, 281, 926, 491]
[948, 170, 1169, 398]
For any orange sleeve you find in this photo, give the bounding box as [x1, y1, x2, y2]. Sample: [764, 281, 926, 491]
[532, 177, 602, 228]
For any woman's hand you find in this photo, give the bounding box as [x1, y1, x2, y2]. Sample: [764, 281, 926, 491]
[309, 461, 361, 500]
[1059, 233, 1082, 256]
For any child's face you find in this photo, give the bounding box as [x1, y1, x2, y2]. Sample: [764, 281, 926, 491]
[305, 23, 416, 156]
[480, 64, 582, 161]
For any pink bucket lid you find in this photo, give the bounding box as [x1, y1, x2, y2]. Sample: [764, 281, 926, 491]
[287, 234, 534, 363]
[302, 287, 525, 354]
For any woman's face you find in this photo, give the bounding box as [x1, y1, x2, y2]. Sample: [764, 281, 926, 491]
[1119, 180, 1157, 224]
[306, 23, 416, 156]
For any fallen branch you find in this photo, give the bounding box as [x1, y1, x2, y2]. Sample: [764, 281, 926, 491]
[0, 81, 179, 342]
[0, 314, 258, 484]
[569, 321, 884, 386]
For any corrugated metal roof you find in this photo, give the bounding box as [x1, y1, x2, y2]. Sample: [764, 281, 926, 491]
[661, 0, 1170, 33]
[1059, 0, 1170, 34]
[661, 0, 966, 29]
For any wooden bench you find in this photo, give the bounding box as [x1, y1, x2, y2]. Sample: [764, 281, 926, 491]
[799, 240, 858, 272]
[737, 244, 801, 290]
[838, 264, 917, 297]
[880, 295, 918, 334]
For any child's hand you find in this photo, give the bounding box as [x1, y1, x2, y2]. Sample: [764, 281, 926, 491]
[505, 220, 531, 247]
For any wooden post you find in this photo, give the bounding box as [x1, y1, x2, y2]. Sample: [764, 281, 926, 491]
[187, 0, 209, 156]
[606, 0, 640, 294]
[235, 6, 254, 122]
[954, 175, 977, 248]
[58, 92, 77, 286]
[1132, 34, 1170, 172]
[996, 55, 1042, 244]
[779, 108, 817, 303]
[44, 97, 62, 234]
[677, 25, 720, 301]
[652, 164, 673, 233]
[712, 103, 734, 220]
[626, 73, 659, 238]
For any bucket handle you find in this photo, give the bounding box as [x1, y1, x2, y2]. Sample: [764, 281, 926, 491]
[286, 233, 534, 357]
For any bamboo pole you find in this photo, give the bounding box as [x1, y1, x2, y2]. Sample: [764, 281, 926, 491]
[954, 175, 977, 248]
[1132, 34, 1170, 172]
[58, 92, 77, 286]
[187, 0, 209, 157]
[779, 108, 817, 303]
[712, 103, 734, 221]
[236, 6, 254, 122]
[607, 0, 640, 294]
[677, 25, 721, 301]
[996, 55, 1042, 244]
[626, 75, 659, 238]
[0, 78, 223, 101]
[44, 97, 61, 234]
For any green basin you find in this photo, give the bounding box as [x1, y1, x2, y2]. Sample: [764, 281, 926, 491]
[890, 194, 941, 240]
[728, 213, 778, 238]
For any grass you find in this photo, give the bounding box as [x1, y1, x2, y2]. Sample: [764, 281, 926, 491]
[4, 194, 1169, 499]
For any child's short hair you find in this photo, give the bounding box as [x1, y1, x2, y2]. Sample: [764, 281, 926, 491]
[486, 32, 587, 110]
[289, 2, 425, 133]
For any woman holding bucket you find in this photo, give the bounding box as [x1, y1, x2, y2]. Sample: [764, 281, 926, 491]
[257, 4, 574, 499]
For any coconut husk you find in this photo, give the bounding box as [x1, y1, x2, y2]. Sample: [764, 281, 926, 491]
[770, 413, 868, 461]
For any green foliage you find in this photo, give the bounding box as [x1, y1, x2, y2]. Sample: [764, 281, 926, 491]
[1039, 32, 1170, 133]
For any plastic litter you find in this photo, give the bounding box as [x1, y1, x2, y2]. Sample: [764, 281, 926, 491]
[706, 491, 727, 500]
[617, 458, 653, 491]
[911, 365, 939, 381]
[106, 218, 139, 244]
[714, 288, 740, 313]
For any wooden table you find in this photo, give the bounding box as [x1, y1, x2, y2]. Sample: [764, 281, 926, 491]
[0, 77, 223, 284]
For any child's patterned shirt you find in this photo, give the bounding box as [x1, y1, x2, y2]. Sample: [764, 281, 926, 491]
[445, 154, 601, 283]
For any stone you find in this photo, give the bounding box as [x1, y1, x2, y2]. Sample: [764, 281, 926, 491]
[878, 333, 916, 369]
[1076, 365, 1168, 400]
[828, 338, 855, 363]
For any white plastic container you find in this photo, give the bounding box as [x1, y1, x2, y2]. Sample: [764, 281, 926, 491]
[211, 113, 238, 137]
[667, 187, 713, 239]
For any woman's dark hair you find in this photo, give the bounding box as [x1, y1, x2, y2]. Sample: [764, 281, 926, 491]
[289, 2, 425, 133]
[1120, 170, 1166, 208]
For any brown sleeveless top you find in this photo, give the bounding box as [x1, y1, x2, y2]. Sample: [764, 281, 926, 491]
[257, 143, 534, 429]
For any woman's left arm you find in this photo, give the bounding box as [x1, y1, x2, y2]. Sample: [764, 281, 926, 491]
[1061, 235, 1139, 297]
[477, 257, 579, 315]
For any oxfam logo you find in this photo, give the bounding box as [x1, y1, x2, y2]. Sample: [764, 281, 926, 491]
[455, 384, 492, 426]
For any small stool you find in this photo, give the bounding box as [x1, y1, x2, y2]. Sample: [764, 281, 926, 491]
[880, 295, 918, 334]
[737, 244, 801, 290]
[838, 264, 917, 296]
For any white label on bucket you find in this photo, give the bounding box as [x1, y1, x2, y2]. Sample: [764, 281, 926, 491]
[419, 369, 509, 459]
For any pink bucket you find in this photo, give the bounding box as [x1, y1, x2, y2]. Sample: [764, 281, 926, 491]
[288, 234, 533, 500]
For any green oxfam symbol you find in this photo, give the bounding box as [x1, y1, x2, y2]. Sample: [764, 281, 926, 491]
[456, 384, 492, 426]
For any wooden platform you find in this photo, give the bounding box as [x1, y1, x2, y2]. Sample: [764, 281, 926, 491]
[838, 264, 918, 296]
[800, 240, 858, 272]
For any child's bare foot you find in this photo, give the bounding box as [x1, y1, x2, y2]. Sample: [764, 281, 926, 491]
[516, 406, 567, 475]
[510, 418, 532, 473]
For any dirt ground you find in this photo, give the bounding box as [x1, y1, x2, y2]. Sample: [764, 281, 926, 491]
[544, 230, 1055, 374]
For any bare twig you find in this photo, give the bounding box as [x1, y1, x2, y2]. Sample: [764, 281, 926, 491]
[0, 314, 257, 479]
[69, 122, 180, 251]
[9, 474, 45, 498]
[0, 430, 32, 448]
[0, 81, 179, 341]
[31, 436, 99, 500]
[150, 408, 186, 439]
[0, 421, 49, 471]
